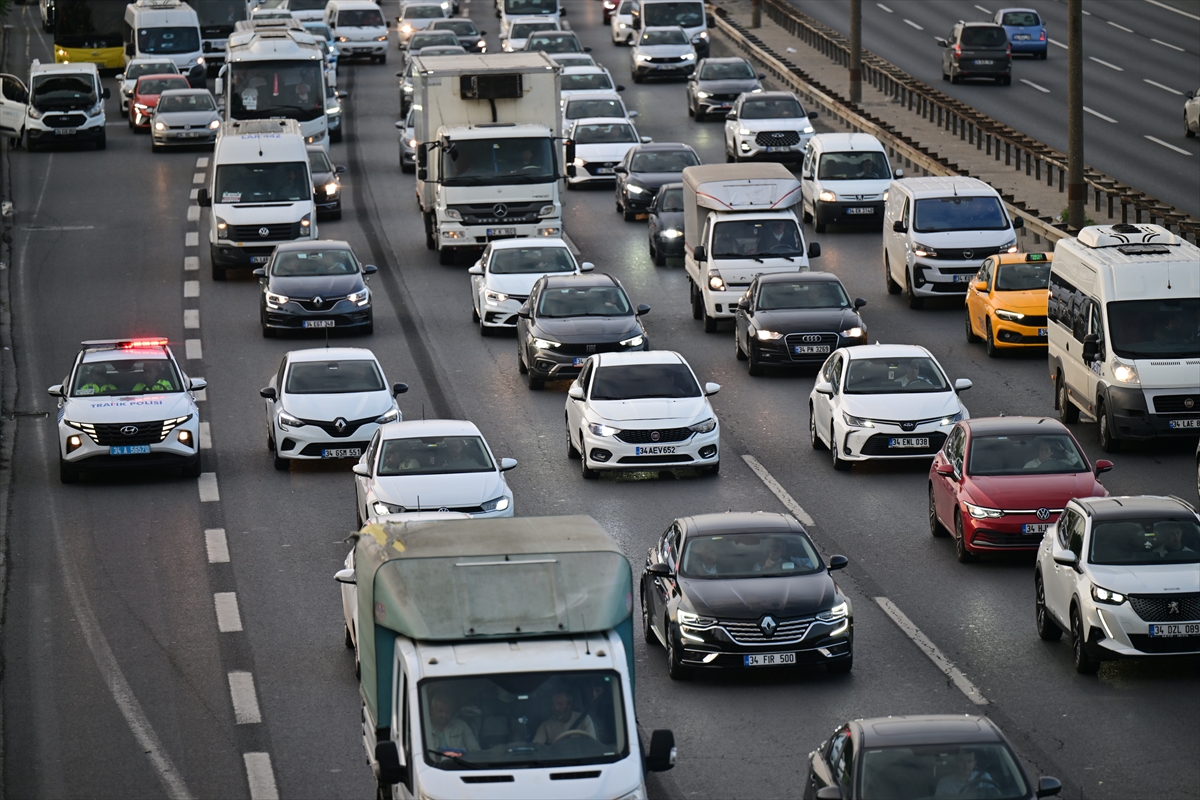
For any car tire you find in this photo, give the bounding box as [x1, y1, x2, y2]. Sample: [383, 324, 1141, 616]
[580, 435, 599, 479]
[1038, 50, 1047, 60]
[942, 69, 949, 82]
[814, 215, 826, 233]
[1036, 573, 1063, 641]
[1071, 606, 1100, 674]
[274, 453, 289, 471]
[517, 345, 527, 374]
[344, 623, 355, 649]
[641, 585, 657, 644]
[951, 71, 961, 84]
[802, 202, 813, 224]
[438, 247, 455, 266]
[747, 344, 763, 376]
[478, 316, 491, 337]
[59, 457, 80, 484]
[928, 484, 948, 537]
[653, 240, 666, 266]
[699, 460, 720, 476]
[330, 128, 342, 144]
[809, 404, 824, 450]
[471, 304, 480, 323]
[633, 71, 644, 84]
[1000, 75, 1011, 86]
[906, 268, 925, 309]
[623, 205, 638, 222]
[182, 454, 202, 479]
[694, 107, 705, 122]
[330, 209, 342, 221]
[361, 319, 373, 336]
[1097, 401, 1120, 453]
[666, 621, 691, 680]
[831, 424, 850, 471]
[154, 141, 165, 155]
[690, 281, 703, 320]
[261, 325, 275, 338]
[964, 308, 982, 343]
[566, 421, 580, 459]
[735, 332, 747, 361]
[1056, 371, 1079, 423]
[955, 512, 977, 563]
[526, 369, 544, 390]
[826, 650, 853, 674]
[725, 150, 735, 163]
[423, 212, 436, 250]
[885, 253, 901, 294]
[1187, 115, 1197, 138]
[985, 319, 999, 357]
[401, 158, 415, 174]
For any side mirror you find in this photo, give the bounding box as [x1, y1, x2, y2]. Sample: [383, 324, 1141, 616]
[335, 165, 347, 174]
[125, 42, 136, 56]
[1052, 547, 1078, 568]
[645, 729, 676, 772]
[807, 110, 818, 119]
[616, 84, 626, 91]
[467, 264, 483, 275]
[935, 37, 948, 47]
[568, 385, 585, 400]
[934, 463, 956, 478]
[1035, 777, 1063, 798]
[214, 77, 224, 96]
[48, 384, 64, 397]
[974, 280, 988, 292]
[375, 741, 407, 786]
[725, 111, 736, 120]
[854, 297, 867, 309]
[395, 120, 404, 129]
[352, 463, 371, 477]
[252, 268, 266, 278]
[1093, 459, 1114, 476]
[816, 787, 844, 800]
[757, 73, 766, 79]
[892, 219, 906, 233]
[189, 377, 207, 391]
[734, 300, 746, 311]
[567, 165, 577, 178]
[334, 567, 356, 584]
[827, 555, 848, 572]
[393, 382, 409, 396]
[396, 72, 404, 78]
[115, 73, 125, 82]
[1012, 216, 1024, 229]
[894, 168, 904, 178]
[807, 242, 821, 258]
[647, 562, 673, 577]
[1081, 333, 1100, 362]
[801, 172, 812, 180]
[814, 380, 834, 396]
[363, 264, 378, 275]
[580, 261, 595, 272]
[636, 303, 650, 316]
[640, 135, 653, 143]
[499, 458, 518, 472]
[102, 87, 111, 99]
[197, 188, 212, 207]
[704, 381, 720, 396]
[1188, 91, 1196, 100]
[259, 387, 277, 400]
[564, 139, 576, 164]
[613, 165, 628, 174]
[627, 109, 638, 118]
[584, 45, 592, 52]
[417, 143, 427, 167]
[337, 91, 350, 99]
[417, 168, 428, 180]
[954, 379, 973, 393]
[693, 245, 707, 262]
[517, 305, 531, 319]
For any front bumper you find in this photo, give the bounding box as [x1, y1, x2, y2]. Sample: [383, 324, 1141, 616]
[59, 420, 200, 466]
[275, 421, 380, 461]
[751, 334, 866, 367]
[527, 340, 646, 380]
[735, 134, 810, 163]
[836, 422, 952, 461]
[632, 60, 695, 78]
[620, 188, 655, 213]
[261, 300, 372, 331]
[675, 616, 852, 669]
[988, 315, 1048, 348]
[438, 221, 563, 249]
[479, 297, 525, 328]
[315, 192, 342, 215]
[580, 425, 719, 471]
[152, 128, 218, 146]
[909, 257, 987, 297]
[569, 162, 619, 184]
[814, 200, 885, 226]
[27, 122, 106, 144]
[336, 41, 387, 57]
[1080, 601, 1200, 659]
[1105, 386, 1200, 441]
[964, 511, 1060, 553]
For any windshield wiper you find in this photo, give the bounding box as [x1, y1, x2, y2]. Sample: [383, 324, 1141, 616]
[426, 748, 488, 769]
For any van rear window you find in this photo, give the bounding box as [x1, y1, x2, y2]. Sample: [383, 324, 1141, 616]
[913, 196, 1008, 233]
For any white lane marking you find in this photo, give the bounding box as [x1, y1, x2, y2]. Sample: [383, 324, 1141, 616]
[189, 188, 199, 200]
[1084, 106, 1118, 123]
[185, 339, 203, 360]
[192, 172, 206, 184]
[973, 5, 991, 14]
[1152, 38, 1184, 51]
[199, 421, 212, 450]
[1144, 0, 1200, 21]
[185, 232, 199, 247]
[243, 753, 280, 800]
[877, 3, 893, 12]
[1081, 8, 1090, 15]
[1144, 78, 1183, 95]
[227, 671, 263, 724]
[184, 256, 199, 271]
[1048, 37, 1067, 49]
[903, 18, 923, 30]
[21, 225, 96, 231]
[1020, 78, 1050, 93]
[184, 281, 200, 298]
[194, 389, 207, 402]
[199, 472, 220, 502]
[196, 157, 210, 168]
[184, 309, 200, 329]
[1145, 135, 1193, 155]
[875, 597, 989, 705]
[741, 454, 816, 526]
[205, 528, 230, 563]
[1107, 20, 1134, 32]
[214, 593, 243, 632]
[187, 206, 201, 222]
[1089, 56, 1124, 71]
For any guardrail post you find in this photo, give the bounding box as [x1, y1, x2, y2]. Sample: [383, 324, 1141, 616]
[1005, 142, 1011, 166]
[751, 0, 761, 29]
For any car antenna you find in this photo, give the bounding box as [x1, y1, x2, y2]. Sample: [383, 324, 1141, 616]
[324, 327, 330, 348]
[421, 403, 425, 420]
[582, 614, 590, 654]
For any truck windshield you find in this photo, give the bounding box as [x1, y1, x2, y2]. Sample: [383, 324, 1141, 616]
[138, 27, 201, 54]
[214, 162, 310, 203]
[643, 1, 703, 28]
[442, 138, 557, 186]
[912, 196, 1009, 232]
[193, 0, 244, 35]
[227, 61, 326, 121]
[712, 219, 804, 259]
[1106, 298, 1200, 359]
[505, 0, 558, 15]
[419, 671, 628, 770]
[30, 75, 97, 111]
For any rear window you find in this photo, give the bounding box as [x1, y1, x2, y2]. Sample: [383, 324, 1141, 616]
[563, 73, 614, 92]
[402, 4, 444, 18]
[630, 149, 699, 172]
[960, 26, 1008, 48]
[565, 98, 623, 119]
[127, 62, 178, 80]
[699, 60, 754, 80]
[1000, 11, 1040, 26]
[912, 196, 1009, 233]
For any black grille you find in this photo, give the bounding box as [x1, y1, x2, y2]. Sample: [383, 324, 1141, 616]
[1153, 395, 1200, 414]
[718, 617, 812, 644]
[556, 341, 631, 356]
[45, 113, 87, 128]
[449, 202, 543, 225]
[1016, 315, 1048, 327]
[859, 431, 947, 456]
[755, 130, 801, 147]
[294, 295, 348, 312]
[615, 427, 693, 444]
[783, 333, 838, 362]
[926, 246, 1003, 261]
[1126, 635, 1200, 654]
[929, 282, 971, 293]
[298, 440, 370, 456]
[584, 162, 617, 176]
[708, 93, 738, 101]
[646, 55, 686, 63]
[970, 529, 1041, 548]
[77, 420, 182, 446]
[296, 416, 376, 438]
[230, 222, 302, 242]
[1129, 594, 1200, 622]
[616, 454, 694, 464]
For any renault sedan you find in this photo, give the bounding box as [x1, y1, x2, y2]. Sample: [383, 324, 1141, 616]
[255, 240, 377, 336]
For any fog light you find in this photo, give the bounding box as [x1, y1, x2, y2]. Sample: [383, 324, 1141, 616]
[698, 445, 717, 459]
[177, 429, 193, 448]
[590, 449, 612, 462]
[537, 227, 560, 236]
[66, 435, 83, 453]
[913, 267, 926, 287]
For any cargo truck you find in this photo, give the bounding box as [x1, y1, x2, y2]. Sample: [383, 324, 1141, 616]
[336, 515, 676, 800]
[411, 53, 568, 265]
[682, 163, 820, 332]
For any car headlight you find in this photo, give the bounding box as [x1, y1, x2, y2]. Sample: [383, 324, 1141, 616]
[842, 411, 875, 428]
[1001, 238, 1018, 254]
[1091, 584, 1126, 605]
[693, 30, 708, 40]
[803, 125, 814, 134]
[695, 90, 710, 98]
[625, 183, 647, 195]
[995, 309, 1025, 322]
[300, 213, 312, 232]
[325, 181, 339, 196]
[216, 217, 230, 239]
[688, 418, 716, 433]
[531, 336, 561, 350]
[841, 326, 864, 338]
[278, 410, 304, 428]
[1112, 360, 1139, 384]
[754, 329, 782, 341]
[661, 229, 683, 238]
[407, 138, 417, 147]
[618, 21, 628, 28]
[818, 190, 837, 202]
[134, 102, 151, 112]
[708, 272, 725, 291]
[484, 289, 509, 305]
[372, 500, 404, 516]
[28, 107, 42, 120]
[619, 334, 644, 347]
[208, 119, 221, 130]
[265, 290, 290, 308]
[738, 126, 752, 136]
[403, 84, 413, 94]
[86, 101, 104, 118]
[375, 407, 400, 424]
[913, 242, 937, 258]
[347, 288, 369, 306]
[883, 189, 889, 201]
[154, 121, 166, 131]
[965, 502, 1004, 519]
[677, 610, 716, 627]
[683, 52, 695, 60]
[939, 411, 965, 426]
[475, 39, 486, 48]
[444, 208, 462, 221]
[481, 495, 511, 513]
[375, 35, 388, 41]
[635, 54, 652, 62]
[817, 601, 848, 622]
[587, 422, 621, 437]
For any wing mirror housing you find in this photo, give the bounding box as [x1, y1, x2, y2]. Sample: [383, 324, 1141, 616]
[758, 72, 767, 79]
[375, 741, 407, 786]
[499, 458, 518, 472]
[725, 111, 736, 120]
[613, 165, 628, 174]
[467, 264, 483, 275]
[827, 554, 848, 572]
[645, 729, 676, 772]
[334, 568, 356, 584]
[816, 787, 844, 800]
[616, 84, 626, 91]
[115, 73, 125, 82]
[416, 142, 427, 167]
[1012, 216, 1024, 229]
[259, 387, 277, 400]
[640, 135, 653, 143]
[517, 305, 531, 319]
[352, 463, 371, 477]
[814, 380, 834, 396]
[252, 268, 266, 278]
[1052, 547, 1078, 568]
[197, 188, 211, 207]
[394, 120, 404, 129]
[704, 382, 721, 396]
[417, 167, 428, 180]
[102, 87, 111, 99]
[935, 37, 948, 47]
[48, 384, 64, 397]
[854, 297, 867, 309]
[892, 219, 907, 233]
[363, 264, 378, 275]
[335, 165, 347, 174]
[1035, 776, 1063, 798]
[393, 382, 409, 396]
[934, 463, 956, 477]
[693, 245, 707, 262]
[636, 303, 650, 316]
[954, 379, 973, 393]
[189, 377, 207, 391]
[567, 385, 585, 400]
[894, 168, 904, 178]
[1093, 459, 1114, 476]
[627, 109, 639, 118]
[808, 242, 821, 258]
[974, 280, 988, 291]
[1081, 333, 1100, 362]
[647, 562, 673, 577]
[807, 110, 818, 119]
[580, 261, 595, 272]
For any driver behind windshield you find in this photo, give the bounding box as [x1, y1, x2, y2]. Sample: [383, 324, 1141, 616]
[532, 688, 596, 744]
[756, 219, 800, 253]
[425, 693, 479, 755]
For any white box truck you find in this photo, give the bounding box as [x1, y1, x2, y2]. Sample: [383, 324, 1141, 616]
[411, 53, 567, 265]
[338, 515, 676, 800]
[682, 163, 820, 331]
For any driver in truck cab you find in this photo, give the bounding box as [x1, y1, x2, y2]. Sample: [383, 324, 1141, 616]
[532, 688, 596, 744]
[425, 693, 480, 755]
[756, 220, 799, 253]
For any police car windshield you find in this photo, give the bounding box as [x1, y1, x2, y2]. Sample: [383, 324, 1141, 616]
[286, 360, 385, 394]
[271, 248, 359, 276]
[73, 357, 182, 397]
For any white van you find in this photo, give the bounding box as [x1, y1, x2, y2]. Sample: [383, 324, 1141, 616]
[0, 61, 110, 151]
[882, 176, 1023, 309]
[801, 132, 899, 233]
[325, 0, 388, 63]
[1047, 223, 1200, 452]
[123, 0, 207, 88]
[197, 119, 316, 281]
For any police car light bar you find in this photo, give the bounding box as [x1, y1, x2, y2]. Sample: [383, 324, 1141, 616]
[80, 338, 169, 351]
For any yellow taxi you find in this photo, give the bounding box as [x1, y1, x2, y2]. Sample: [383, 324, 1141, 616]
[964, 251, 1052, 356]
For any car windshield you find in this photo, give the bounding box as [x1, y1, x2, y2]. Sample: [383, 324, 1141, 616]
[442, 137, 557, 186]
[285, 359, 384, 394]
[967, 434, 1087, 476]
[404, 4, 445, 17]
[712, 219, 804, 259]
[843, 357, 950, 394]
[993, 261, 1050, 291]
[641, 28, 687, 45]
[565, 98, 623, 119]
[699, 61, 754, 80]
[340, 8, 384, 25]
[214, 162, 310, 203]
[1089, 518, 1200, 565]
[589, 363, 699, 400]
[961, 25, 1008, 47]
[573, 123, 637, 144]
[1106, 298, 1200, 359]
[434, 20, 477, 34]
[420, 46, 463, 55]
[506, 0, 557, 14]
[817, 151, 891, 180]
[157, 92, 216, 113]
[377, 436, 495, 475]
[410, 32, 458, 48]
[643, 1, 703, 27]
[1001, 11, 1039, 26]
[127, 62, 178, 80]
[630, 149, 698, 172]
[72, 357, 182, 396]
[757, 281, 849, 310]
[657, 186, 683, 211]
[528, 34, 580, 52]
[913, 196, 1009, 232]
[562, 73, 614, 91]
[538, 286, 632, 317]
[138, 27, 201, 54]
[138, 77, 189, 95]
[272, 248, 359, 276]
[289, 0, 326, 9]
[858, 743, 1029, 800]
[511, 22, 557, 37]
[678, 533, 822, 579]
[418, 671, 627, 770]
[308, 148, 333, 173]
[740, 97, 805, 119]
[489, 247, 575, 274]
[551, 55, 594, 67]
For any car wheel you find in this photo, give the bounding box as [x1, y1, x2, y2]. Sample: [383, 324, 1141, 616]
[623, 205, 638, 222]
[641, 585, 657, 644]
[964, 308, 982, 343]
[951, 70, 961, 84]
[59, 457, 80, 484]
[361, 319, 373, 336]
[1038, 50, 1047, 60]
[694, 106, 706, 122]
[666, 621, 691, 680]
[566, 420, 580, 459]
[330, 128, 342, 144]
[471, 303, 480, 323]
[831, 424, 850, 471]
[1187, 114, 1197, 138]
[423, 212, 436, 250]
[261, 324, 275, 338]
[1097, 401, 1120, 453]
[955, 512, 977, 563]
[725, 150, 735, 163]
[526, 369, 544, 390]
[809, 404, 824, 450]
[438, 247, 456, 266]
[802, 202, 813, 224]
[633, 71, 644, 84]
[478, 316, 491, 337]
[344, 623, 355, 649]
[580, 433, 598, 479]
[274, 453, 289, 471]
[1056, 371, 1079, 423]
[1000, 75, 1011, 86]
[928, 484, 948, 537]
[985, 319, 999, 357]
[1071, 606, 1100, 674]
[885, 253, 901, 294]
[151, 141, 162, 154]
[814, 210, 826, 233]
[401, 158, 415, 174]
[942, 69, 949, 82]
[906, 268, 925, 309]
[702, 310, 718, 333]
[1036, 573, 1063, 641]
[747, 344, 764, 376]
[653, 239, 666, 266]
[735, 331, 747, 361]
[212, 263, 226, 281]
[690, 281, 703, 320]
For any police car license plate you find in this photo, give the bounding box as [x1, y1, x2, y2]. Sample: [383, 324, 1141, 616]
[888, 437, 929, 448]
[322, 448, 361, 459]
[597, 167, 614, 174]
[635, 445, 676, 455]
[54, 128, 78, 135]
[1169, 419, 1200, 429]
[744, 652, 795, 666]
[794, 345, 830, 355]
[303, 320, 335, 328]
[1149, 622, 1200, 637]
[1022, 523, 1049, 535]
[110, 445, 152, 455]
[846, 207, 874, 215]
[487, 228, 517, 237]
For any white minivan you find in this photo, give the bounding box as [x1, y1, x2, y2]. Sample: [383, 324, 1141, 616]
[123, 0, 207, 88]
[325, 0, 389, 63]
[882, 176, 1023, 309]
[801, 132, 899, 233]
[1047, 223, 1200, 452]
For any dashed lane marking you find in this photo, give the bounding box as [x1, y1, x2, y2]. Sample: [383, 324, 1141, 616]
[185, 232, 199, 247]
[1145, 135, 1193, 156]
[227, 672, 262, 724]
[198, 472, 220, 502]
[876, 597, 989, 705]
[1144, 79, 1183, 95]
[1144, 0, 1200, 20]
[1107, 20, 1134, 32]
[1152, 38, 1184, 51]
[1048, 38, 1067, 49]
[187, 206, 201, 222]
[1084, 106, 1118, 123]
[903, 18, 923, 30]
[198, 421, 211, 450]
[184, 281, 200, 298]
[244, 753, 280, 800]
[192, 172, 206, 184]
[184, 309, 200, 329]
[1089, 56, 1124, 71]
[184, 256, 199, 271]
[189, 189, 199, 200]
[876, 3, 893, 11]
[196, 157, 209, 168]
[214, 593, 243, 633]
[185, 339, 203, 360]
[205, 528, 230, 563]
[741, 454, 816, 526]
[1020, 79, 1050, 93]
[973, 5, 990, 14]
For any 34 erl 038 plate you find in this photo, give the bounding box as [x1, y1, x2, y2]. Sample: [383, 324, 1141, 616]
[1149, 622, 1200, 637]
[744, 652, 795, 666]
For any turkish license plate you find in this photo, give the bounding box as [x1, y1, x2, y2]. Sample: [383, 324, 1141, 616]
[1022, 523, 1049, 535]
[303, 319, 335, 328]
[975, 59, 994, 65]
[765, 145, 790, 153]
[487, 228, 517, 237]
[179, 131, 201, 138]
[635, 445, 676, 455]
[54, 128, 78, 135]
[1169, 419, 1200, 429]
[597, 166, 614, 174]
[322, 448, 361, 459]
[1014, 34, 1031, 40]
[744, 652, 795, 667]
[1149, 622, 1200, 637]
[573, 357, 586, 366]
[250, 255, 270, 264]
[1038, 328, 1048, 337]
[845, 206, 874, 215]
[888, 437, 929, 448]
[952, 274, 975, 283]
[110, 445, 152, 455]
[794, 345, 831, 354]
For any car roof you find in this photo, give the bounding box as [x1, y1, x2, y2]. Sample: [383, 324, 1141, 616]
[855, 715, 1004, 748]
[843, 343, 933, 360]
[990, 251, 1052, 265]
[1074, 495, 1199, 521]
[488, 236, 571, 251]
[273, 239, 356, 254]
[562, 66, 609, 75]
[127, 57, 177, 66]
[137, 73, 189, 84]
[681, 511, 802, 536]
[961, 21, 1005, 28]
[630, 141, 696, 153]
[534, 30, 578, 38]
[595, 350, 686, 367]
[542, 272, 618, 289]
[756, 271, 844, 285]
[566, 90, 622, 102]
[379, 419, 483, 439]
[642, 25, 686, 32]
[964, 416, 1068, 436]
[286, 346, 381, 364]
[809, 132, 884, 152]
[572, 116, 635, 128]
[744, 90, 799, 101]
[699, 56, 750, 64]
[157, 88, 212, 98]
[893, 176, 998, 199]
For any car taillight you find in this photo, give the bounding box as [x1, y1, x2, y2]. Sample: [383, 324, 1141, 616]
[1039, 31, 1046, 41]
[954, 43, 962, 60]
[1006, 43, 1012, 57]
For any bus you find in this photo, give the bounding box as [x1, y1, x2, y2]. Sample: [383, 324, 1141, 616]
[53, 0, 127, 69]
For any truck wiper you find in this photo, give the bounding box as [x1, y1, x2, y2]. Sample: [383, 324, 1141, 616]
[426, 748, 488, 769]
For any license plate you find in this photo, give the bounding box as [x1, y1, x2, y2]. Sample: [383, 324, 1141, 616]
[303, 319, 335, 328]
[845, 207, 874, 215]
[744, 652, 795, 666]
[322, 448, 361, 459]
[635, 445, 676, 455]
[1014, 34, 1030, 40]
[1022, 523, 1049, 535]
[1149, 622, 1200, 638]
[1169, 419, 1200, 429]
[794, 345, 831, 355]
[975, 59, 994, 65]
[55, 128, 78, 135]
[573, 357, 586, 366]
[952, 274, 975, 283]
[597, 167, 614, 174]
[180, 132, 200, 138]
[110, 445, 152, 455]
[765, 146, 790, 152]
[888, 437, 929, 448]
[1038, 328, 1048, 337]
[487, 228, 516, 237]
[250, 256, 270, 264]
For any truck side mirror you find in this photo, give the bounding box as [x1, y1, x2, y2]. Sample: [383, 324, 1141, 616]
[564, 139, 576, 164]
[1012, 216, 1024, 229]
[1081, 333, 1100, 362]
[417, 168, 428, 180]
[125, 42, 136, 56]
[567, 165, 577, 178]
[807, 242, 821, 258]
[693, 245, 706, 262]
[197, 188, 211, 207]
[375, 741, 407, 786]
[417, 143, 427, 167]
[894, 168, 904, 178]
[645, 729, 675, 772]
[393, 382, 409, 396]
[214, 77, 224, 96]
[892, 219, 907, 233]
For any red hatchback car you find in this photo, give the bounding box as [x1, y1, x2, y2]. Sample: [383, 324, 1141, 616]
[129, 74, 191, 130]
[928, 417, 1112, 562]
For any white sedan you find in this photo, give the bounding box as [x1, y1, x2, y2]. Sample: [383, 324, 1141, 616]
[560, 66, 622, 101]
[808, 344, 971, 470]
[262, 347, 406, 470]
[469, 238, 593, 333]
[567, 117, 648, 187]
[352, 419, 516, 526]
[565, 351, 721, 478]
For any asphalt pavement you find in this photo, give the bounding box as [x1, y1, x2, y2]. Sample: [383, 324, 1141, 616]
[1, 0, 1198, 798]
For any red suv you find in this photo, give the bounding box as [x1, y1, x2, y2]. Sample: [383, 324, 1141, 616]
[929, 417, 1112, 562]
[129, 74, 190, 130]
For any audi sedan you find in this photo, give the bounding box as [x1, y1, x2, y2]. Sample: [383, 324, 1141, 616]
[254, 240, 377, 336]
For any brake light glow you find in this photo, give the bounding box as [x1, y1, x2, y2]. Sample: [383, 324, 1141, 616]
[1039, 31, 1046, 41]
[953, 43, 961, 60]
[121, 339, 169, 349]
[1006, 43, 1012, 57]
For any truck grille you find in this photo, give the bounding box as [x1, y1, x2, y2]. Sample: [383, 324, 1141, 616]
[74, 418, 187, 446]
[615, 427, 693, 444]
[450, 202, 543, 225]
[755, 130, 800, 147]
[1153, 395, 1200, 414]
[45, 113, 88, 128]
[718, 617, 811, 644]
[230, 222, 301, 242]
[1129, 594, 1200, 622]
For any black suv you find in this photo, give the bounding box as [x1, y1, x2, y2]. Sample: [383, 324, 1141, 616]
[937, 22, 1012, 85]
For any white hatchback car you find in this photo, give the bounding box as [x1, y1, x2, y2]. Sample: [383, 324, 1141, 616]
[353, 419, 517, 525]
[1035, 495, 1200, 673]
[567, 117, 647, 187]
[610, 0, 634, 44]
[262, 347, 405, 470]
[560, 66, 622, 100]
[565, 351, 721, 478]
[809, 344, 971, 470]
[629, 26, 696, 83]
[468, 237, 593, 333]
[117, 57, 179, 114]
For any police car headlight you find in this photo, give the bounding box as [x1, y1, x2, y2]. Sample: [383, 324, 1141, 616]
[265, 290, 290, 308]
[278, 410, 304, 429]
[215, 217, 230, 239]
[481, 495, 510, 513]
[66, 435, 83, 453]
[373, 501, 405, 516]
[347, 288, 369, 306]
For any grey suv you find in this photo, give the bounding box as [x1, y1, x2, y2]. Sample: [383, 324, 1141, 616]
[937, 22, 1012, 85]
[686, 57, 763, 121]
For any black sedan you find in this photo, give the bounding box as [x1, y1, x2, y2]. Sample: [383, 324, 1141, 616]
[430, 18, 486, 52]
[516, 273, 650, 390]
[254, 241, 377, 337]
[307, 145, 345, 221]
[804, 715, 1062, 800]
[614, 142, 700, 221]
[686, 57, 764, 121]
[641, 512, 852, 680]
[734, 272, 867, 376]
[647, 182, 685, 266]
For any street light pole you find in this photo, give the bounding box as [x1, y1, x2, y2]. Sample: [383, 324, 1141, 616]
[849, 0, 862, 104]
[1067, 0, 1084, 231]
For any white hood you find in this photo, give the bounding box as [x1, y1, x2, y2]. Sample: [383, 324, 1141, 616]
[1133, 360, 1200, 390]
[339, 25, 387, 41]
[64, 392, 194, 423]
[820, 178, 891, 199]
[576, 142, 637, 163]
[282, 391, 393, 422]
[736, 117, 811, 133]
[1088, 562, 1200, 595]
[591, 396, 711, 423]
[908, 228, 1014, 250]
[217, 201, 309, 229]
[374, 471, 507, 507]
[485, 271, 548, 297]
[841, 391, 962, 421]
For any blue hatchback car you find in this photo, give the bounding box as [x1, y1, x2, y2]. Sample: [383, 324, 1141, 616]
[993, 7, 1048, 58]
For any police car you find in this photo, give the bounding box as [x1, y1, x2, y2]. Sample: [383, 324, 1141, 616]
[49, 339, 206, 483]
